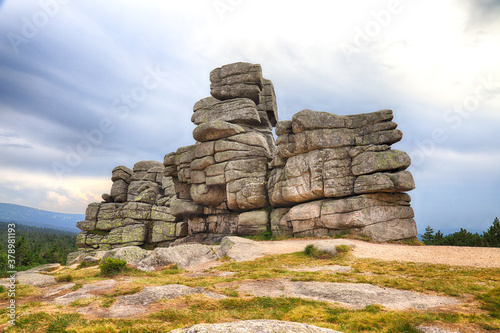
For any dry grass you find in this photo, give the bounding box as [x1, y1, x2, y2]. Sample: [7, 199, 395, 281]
[1, 248, 499, 332]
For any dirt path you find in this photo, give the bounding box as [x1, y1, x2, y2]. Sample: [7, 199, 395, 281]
[256, 238, 500, 268]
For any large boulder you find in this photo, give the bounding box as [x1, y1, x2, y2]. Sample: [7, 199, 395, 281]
[210, 62, 263, 104]
[351, 150, 411, 176]
[101, 246, 149, 265]
[192, 121, 246, 142]
[272, 193, 417, 241]
[136, 244, 219, 270]
[191, 98, 261, 126]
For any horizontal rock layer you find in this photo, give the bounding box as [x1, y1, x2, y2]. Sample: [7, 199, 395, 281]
[74, 62, 417, 253]
[268, 109, 414, 207]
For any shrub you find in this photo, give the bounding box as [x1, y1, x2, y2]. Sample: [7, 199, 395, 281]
[99, 258, 127, 276]
[262, 230, 272, 240]
[0, 285, 5, 293]
[304, 244, 316, 256]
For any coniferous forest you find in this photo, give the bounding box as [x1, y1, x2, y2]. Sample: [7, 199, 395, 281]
[421, 217, 500, 247]
[0, 222, 77, 278]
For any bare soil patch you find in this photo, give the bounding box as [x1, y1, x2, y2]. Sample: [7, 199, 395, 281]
[256, 238, 500, 268]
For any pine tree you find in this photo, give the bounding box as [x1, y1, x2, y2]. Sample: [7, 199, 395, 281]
[15, 234, 31, 267]
[421, 225, 435, 245]
[483, 217, 500, 247]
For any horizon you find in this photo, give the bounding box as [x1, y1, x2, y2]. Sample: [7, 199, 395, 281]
[0, 201, 495, 236]
[0, 0, 499, 234]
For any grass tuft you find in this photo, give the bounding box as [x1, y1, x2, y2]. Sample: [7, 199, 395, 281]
[99, 258, 127, 277]
[56, 273, 73, 283]
[304, 244, 336, 259]
[335, 245, 351, 253]
[477, 286, 500, 319]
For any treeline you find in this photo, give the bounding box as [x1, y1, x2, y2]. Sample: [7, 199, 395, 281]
[0, 222, 77, 277]
[422, 217, 500, 247]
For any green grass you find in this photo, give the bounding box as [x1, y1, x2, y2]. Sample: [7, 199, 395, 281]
[477, 286, 500, 318]
[56, 274, 73, 283]
[2, 247, 499, 333]
[99, 258, 127, 277]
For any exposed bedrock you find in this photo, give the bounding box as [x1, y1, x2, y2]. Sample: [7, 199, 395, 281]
[73, 62, 417, 253]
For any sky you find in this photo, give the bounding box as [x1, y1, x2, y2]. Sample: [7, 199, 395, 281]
[0, 0, 499, 233]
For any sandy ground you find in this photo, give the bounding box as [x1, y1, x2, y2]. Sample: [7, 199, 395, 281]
[255, 238, 500, 268]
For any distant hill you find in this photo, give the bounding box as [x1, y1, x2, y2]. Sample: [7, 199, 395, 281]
[0, 203, 83, 232]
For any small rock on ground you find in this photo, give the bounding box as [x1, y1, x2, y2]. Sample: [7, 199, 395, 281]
[168, 319, 344, 332]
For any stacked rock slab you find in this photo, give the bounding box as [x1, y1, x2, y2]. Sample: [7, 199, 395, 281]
[268, 109, 416, 242]
[167, 62, 277, 236]
[74, 62, 417, 252]
[76, 160, 186, 251]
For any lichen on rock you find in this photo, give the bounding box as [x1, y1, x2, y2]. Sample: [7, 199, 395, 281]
[71, 62, 417, 258]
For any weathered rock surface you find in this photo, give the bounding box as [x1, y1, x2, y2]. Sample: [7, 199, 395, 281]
[169, 320, 343, 333]
[100, 284, 226, 318]
[136, 244, 219, 270]
[66, 249, 106, 266]
[210, 62, 263, 104]
[267, 107, 416, 240]
[54, 280, 117, 305]
[73, 62, 417, 256]
[21, 263, 61, 273]
[101, 246, 149, 265]
[220, 236, 264, 261]
[15, 272, 57, 287]
[191, 98, 261, 126]
[233, 280, 459, 310]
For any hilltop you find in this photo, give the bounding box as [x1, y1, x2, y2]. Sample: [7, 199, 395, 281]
[0, 203, 82, 232]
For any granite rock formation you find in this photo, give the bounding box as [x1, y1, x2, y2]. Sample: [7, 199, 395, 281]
[73, 62, 416, 252]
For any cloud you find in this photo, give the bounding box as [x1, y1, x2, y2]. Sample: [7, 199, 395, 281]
[0, 0, 498, 234]
[459, 0, 500, 30]
[0, 169, 109, 214]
